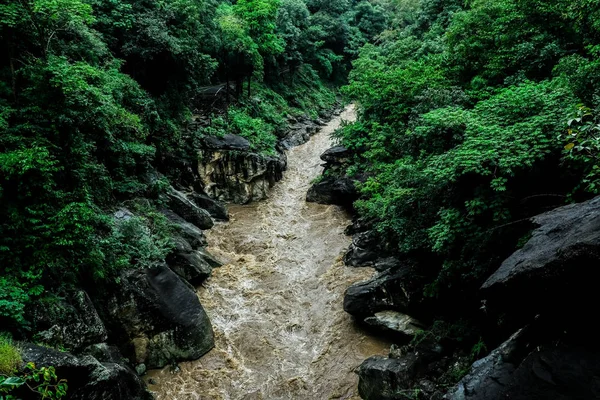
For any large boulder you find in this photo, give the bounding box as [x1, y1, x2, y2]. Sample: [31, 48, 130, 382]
[30, 290, 107, 353]
[161, 209, 208, 249]
[481, 196, 600, 317]
[344, 231, 386, 267]
[358, 343, 447, 400]
[20, 344, 152, 400]
[188, 191, 229, 221]
[320, 145, 352, 164]
[167, 188, 214, 230]
[94, 265, 214, 369]
[344, 266, 420, 319]
[445, 328, 600, 400]
[306, 176, 358, 207]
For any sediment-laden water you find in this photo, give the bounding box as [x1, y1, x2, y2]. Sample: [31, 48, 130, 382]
[149, 105, 389, 400]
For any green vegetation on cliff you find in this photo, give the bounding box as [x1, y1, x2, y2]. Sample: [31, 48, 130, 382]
[339, 0, 600, 298]
[0, 0, 392, 332]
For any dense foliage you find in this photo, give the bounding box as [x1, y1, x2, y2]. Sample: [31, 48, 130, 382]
[0, 0, 391, 332]
[339, 0, 600, 299]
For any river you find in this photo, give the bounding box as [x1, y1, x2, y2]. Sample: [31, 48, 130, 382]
[148, 105, 390, 400]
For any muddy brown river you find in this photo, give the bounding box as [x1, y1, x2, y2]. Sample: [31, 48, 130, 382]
[148, 105, 390, 399]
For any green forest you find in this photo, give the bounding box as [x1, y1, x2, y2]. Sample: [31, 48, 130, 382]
[0, 0, 388, 327]
[339, 0, 600, 302]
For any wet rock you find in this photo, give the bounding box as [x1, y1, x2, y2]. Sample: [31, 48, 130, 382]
[364, 311, 425, 338]
[20, 344, 152, 400]
[444, 329, 525, 400]
[167, 250, 213, 285]
[444, 328, 600, 400]
[358, 354, 421, 400]
[203, 134, 250, 151]
[31, 290, 107, 352]
[280, 121, 319, 149]
[320, 145, 351, 164]
[167, 188, 214, 230]
[161, 209, 208, 249]
[95, 264, 214, 369]
[306, 176, 358, 207]
[481, 195, 600, 317]
[198, 149, 287, 204]
[344, 266, 418, 319]
[188, 191, 229, 221]
[344, 231, 386, 267]
[80, 343, 124, 363]
[359, 342, 449, 400]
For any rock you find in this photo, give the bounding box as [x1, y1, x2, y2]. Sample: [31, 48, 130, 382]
[80, 343, 124, 364]
[344, 266, 418, 319]
[358, 354, 421, 400]
[359, 343, 448, 400]
[320, 146, 351, 164]
[167, 188, 214, 230]
[202, 134, 250, 151]
[306, 176, 357, 207]
[481, 196, 600, 317]
[279, 121, 319, 149]
[136, 363, 147, 376]
[344, 231, 385, 267]
[198, 149, 287, 204]
[31, 290, 107, 352]
[161, 209, 208, 248]
[20, 344, 152, 400]
[188, 191, 229, 221]
[167, 250, 213, 285]
[94, 265, 214, 369]
[364, 311, 425, 338]
[444, 328, 600, 400]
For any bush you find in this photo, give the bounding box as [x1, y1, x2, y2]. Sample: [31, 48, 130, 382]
[0, 336, 22, 376]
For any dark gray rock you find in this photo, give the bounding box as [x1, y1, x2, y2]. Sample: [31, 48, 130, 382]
[203, 134, 250, 151]
[95, 265, 214, 369]
[167, 251, 213, 285]
[161, 209, 208, 249]
[359, 343, 448, 400]
[344, 231, 384, 267]
[320, 146, 351, 164]
[358, 355, 420, 400]
[20, 344, 152, 400]
[167, 188, 214, 230]
[445, 328, 600, 400]
[344, 266, 417, 319]
[31, 290, 107, 352]
[481, 196, 600, 316]
[189, 192, 229, 221]
[306, 176, 357, 207]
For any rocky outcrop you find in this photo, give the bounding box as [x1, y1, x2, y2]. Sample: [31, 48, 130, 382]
[344, 231, 390, 267]
[306, 145, 361, 208]
[198, 140, 287, 204]
[358, 342, 449, 400]
[188, 191, 229, 221]
[95, 264, 214, 370]
[20, 344, 152, 400]
[344, 265, 421, 319]
[167, 188, 214, 230]
[31, 290, 107, 353]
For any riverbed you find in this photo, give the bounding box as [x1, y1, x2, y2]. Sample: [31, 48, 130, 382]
[148, 105, 390, 400]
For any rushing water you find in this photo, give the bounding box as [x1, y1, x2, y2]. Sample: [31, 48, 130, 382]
[148, 105, 390, 400]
